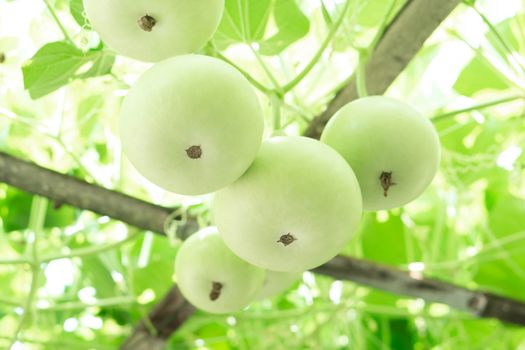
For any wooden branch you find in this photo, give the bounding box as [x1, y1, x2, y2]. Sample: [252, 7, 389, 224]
[3, 2, 516, 347]
[0, 152, 172, 234]
[1, 151, 525, 331]
[315, 256, 525, 325]
[120, 287, 195, 350]
[303, 0, 462, 139]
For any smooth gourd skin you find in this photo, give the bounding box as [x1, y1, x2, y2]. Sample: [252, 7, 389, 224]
[120, 55, 264, 195]
[83, 0, 225, 62]
[175, 227, 265, 314]
[320, 96, 441, 211]
[213, 136, 363, 272]
[256, 270, 301, 300]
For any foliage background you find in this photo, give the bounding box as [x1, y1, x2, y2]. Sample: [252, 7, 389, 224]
[1, 0, 525, 349]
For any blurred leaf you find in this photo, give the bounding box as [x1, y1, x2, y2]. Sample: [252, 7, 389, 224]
[75, 94, 105, 139]
[355, 0, 394, 27]
[485, 14, 525, 62]
[446, 319, 507, 348]
[364, 289, 403, 309]
[0, 187, 32, 232]
[359, 212, 412, 266]
[214, 0, 272, 47]
[472, 184, 525, 300]
[487, 190, 525, 238]
[259, 0, 310, 55]
[320, 0, 333, 26]
[454, 54, 510, 96]
[78, 50, 115, 78]
[45, 201, 77, 228]
[472, 260, 525, 301]
[69, 0, 91, 29]
[129, 234, 178, 298]
[22, 41, 114, 99]
[214, 0, 309, 55]
[389, 318, 415, 350]
[80, 255, 119, 298]
[97, 307, 132, 326]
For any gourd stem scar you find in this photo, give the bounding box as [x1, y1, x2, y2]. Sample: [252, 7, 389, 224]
[186, 145, 202, 159]
[209, 282, 223, 301]
[380, 171, 396, 197]
[277, 233, 297, 246]
[138, 15, 156, 32]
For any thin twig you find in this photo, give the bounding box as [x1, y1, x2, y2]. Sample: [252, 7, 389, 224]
[42, 0, 75, 45]
[0, 152, 524, 332]
[303, 0, 463, 139]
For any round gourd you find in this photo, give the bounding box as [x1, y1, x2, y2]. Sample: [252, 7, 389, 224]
[175, 227, 265, 314]
[83, 0, 225, 62]
[320, 96, 441, 211]
[120, 54, 264, 195]
[256, 270, 301, 300]
[213, 136, 363, 272]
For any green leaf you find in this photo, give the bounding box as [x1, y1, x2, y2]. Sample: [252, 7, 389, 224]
[473, 260, 525, 301]
[259, 0, 310, 56]
[320, 0, 333, 26]
[359, 212, 416, 266]
[214, 0, 272, 48]
[355, 0, 393, 27]
[0, 187, 31, 232]
[22, 41, 115, 99]
[69, 0, 91, 29]
[487, 191, 525, 239]
[130, 234, 179, 298]
[80, 255, 119, 298]
[454, 54, 510, 96]
[388, 318, 416, 350]
[22, 41, 85, 99]
[79, 50, 115, 78]
[484, 14, 525, 65]
[213, 0, 309, 55]
[471, 185, 525, 300]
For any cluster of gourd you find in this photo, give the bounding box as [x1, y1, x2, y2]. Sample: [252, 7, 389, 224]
[84, 0, 440, 314]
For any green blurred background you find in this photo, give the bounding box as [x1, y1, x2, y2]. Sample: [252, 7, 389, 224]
[1, 0, 525, 349]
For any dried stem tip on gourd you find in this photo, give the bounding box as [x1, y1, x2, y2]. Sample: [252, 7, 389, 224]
[209, 282, 223, 301]
[185, 145, 202, 159]
[277, 233, 297, 246]
[138, 15, 157, 32]
[0, 52, 5, 64]
[380, 171, 396, 197]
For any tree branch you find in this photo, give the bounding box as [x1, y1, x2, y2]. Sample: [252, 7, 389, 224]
[315, 256, 525, 325]
[303, 0, 462, 139]
[0, 149, 524, 344]
[0, 152, 172, 234]
[120, 287, 195, 350]
[0, 2, 517, 347]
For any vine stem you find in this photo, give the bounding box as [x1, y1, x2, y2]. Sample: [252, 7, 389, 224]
[0, 257, 31, 265]
[249, 44, 283, 94]
[282, 0, 352, 93]
[211, 46, 273, 95]
[7, 197, 48, 350]
[471, 3, 525, 78]
[449, 29, 525, 90]
[0, 108, 94, 180]
[369, 0, 400, 53]
[40, 230, 142, 263]
[40, 296, 137, 311]
[356, 49, 369, 98]
[42, 0, 75, 45]
[0, 335, 115, 350]
[351, 0, 399, 99]
[271, 93, 282, 131]
[431, 94, 524, 122]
